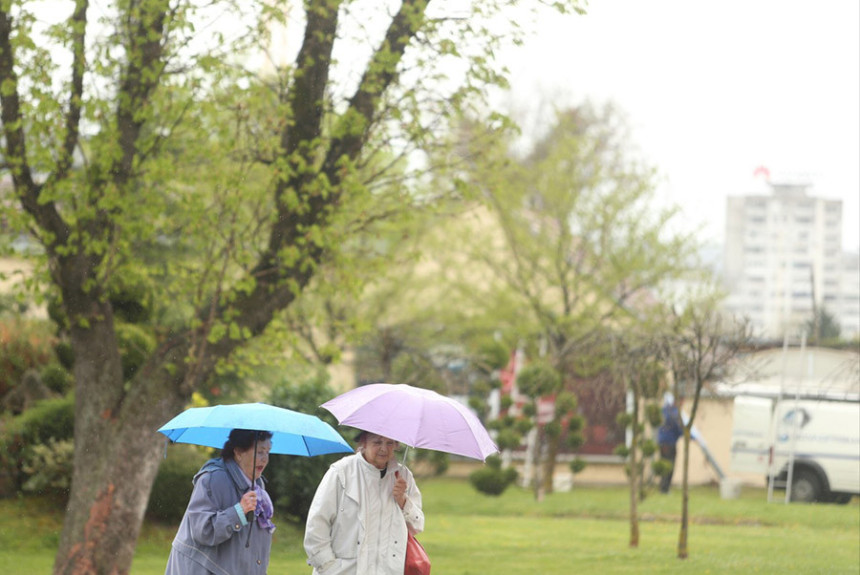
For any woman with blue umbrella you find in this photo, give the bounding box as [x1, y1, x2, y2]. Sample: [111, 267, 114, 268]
[164, 429, 275, 575]
[158, 402, 354, 574]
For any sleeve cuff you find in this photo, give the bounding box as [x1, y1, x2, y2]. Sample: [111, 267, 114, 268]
[401, 499, 422, 524]
[234, 503, 248, 526]
[309, 548, 336, 569]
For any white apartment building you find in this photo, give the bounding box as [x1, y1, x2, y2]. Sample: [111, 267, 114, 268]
[723, 182, 859, 341]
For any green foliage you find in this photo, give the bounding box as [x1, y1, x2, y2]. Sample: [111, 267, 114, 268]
[639, 362, 664, 400]
[516, 362, 561, 398]
[565, 432, 585, 451]
[544, 420, 562, 439]
[495, 428, 523, 451]
[0, 293, 29, 316]
[514, 418, 534, 435]
[476, 339, 510, 373]
[640, 439, 657, 458]
[1, 0, 599, 570]
[39, 364, 72, 395]
[3, 482, 860, 574]
[4, 394, 74, 445]
[147, 446, 210, 524]
[615, 412, 633, 429]
[468, 395, 488, 419]
[554, 391, 577, 415]
[108, 270, 154, 324]
[116, 323, 156, 382]
[0, 394, 74, 492]
[391, 353, 447, 394]
[805, 306, 841, 341]
[53, 341, 74, 371]
[645, 403, 662, 428]
[265, 369, 348, 524]
[569, 457, 587, 474]
[613, 445, 630, 458]
[0, 320, 55, 400]
[413, 449, 449, 476]
[22, 438, 73, 501]
[652, 458, 673, 477]
[469, 456, 518, 496]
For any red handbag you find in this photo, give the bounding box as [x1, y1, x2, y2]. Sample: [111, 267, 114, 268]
[404, 533, 431, 575]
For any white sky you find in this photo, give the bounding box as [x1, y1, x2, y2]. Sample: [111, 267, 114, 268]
[499, 0, 860, 251]
[26, 1, 859, 252]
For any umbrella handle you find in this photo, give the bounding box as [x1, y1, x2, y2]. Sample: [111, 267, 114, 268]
[245, 436, 258, 548]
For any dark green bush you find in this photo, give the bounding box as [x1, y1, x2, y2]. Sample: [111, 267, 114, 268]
[41, 363, 73, 395]
[652, 458, 673, 477]
[413, 449, 449, 476]
[0, 319, 55, 400]
[569, 457, 587, 474]
[21, 438, 73, 503]
[147, 446, 210, 523]
[469, 455, 518, 496]
[7, 394, 74, 444]
[265, 369, 348, 524]
[54, 340, 75, 370]
[0, 394, 74, 493]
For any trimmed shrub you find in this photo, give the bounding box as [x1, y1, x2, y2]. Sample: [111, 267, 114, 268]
[22, 438, 73, 502]
[265, 368, 348, 524]
[147, 446, 210, 524]
[0, 394, 74, 493]
[8, 394, 74, 444]
[570, 457, 587, 474]
[0, 319, 55, 400]
[413, 449, 449, 477]
[40, 363, 73, 395]
[469, 455, 518, 496]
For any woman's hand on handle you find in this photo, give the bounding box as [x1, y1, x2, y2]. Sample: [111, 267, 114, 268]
[393, 470, 407, 509]
[240, 489, 258, 514]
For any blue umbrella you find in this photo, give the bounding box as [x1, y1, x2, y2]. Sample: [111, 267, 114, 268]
[159, 402, 353, 548]
[157, 402, 354, 457]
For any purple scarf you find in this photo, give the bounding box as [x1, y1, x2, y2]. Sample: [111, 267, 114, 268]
[253, 484, 276, 533]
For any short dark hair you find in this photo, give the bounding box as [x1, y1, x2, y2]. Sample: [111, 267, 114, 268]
[221, 429, 273, 461]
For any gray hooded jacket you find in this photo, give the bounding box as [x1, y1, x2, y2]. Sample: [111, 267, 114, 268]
[164, 458, 273, 575]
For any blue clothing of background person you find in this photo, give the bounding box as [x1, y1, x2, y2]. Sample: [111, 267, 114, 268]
[657, 393, 684, 494]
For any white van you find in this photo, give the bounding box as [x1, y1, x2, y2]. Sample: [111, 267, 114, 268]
[730, 395, 860, 503]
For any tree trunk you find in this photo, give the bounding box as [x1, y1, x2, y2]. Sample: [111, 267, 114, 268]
[53, 315, 189, 575]
[541, 430, 561, 494]
[628, 386, 640, 548]
[533, 426, 545, 502]
[677, 427, 691, 559]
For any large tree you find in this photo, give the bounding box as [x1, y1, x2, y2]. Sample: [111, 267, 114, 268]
[436, 102, 699, 493]
[0, 1, 582, 572]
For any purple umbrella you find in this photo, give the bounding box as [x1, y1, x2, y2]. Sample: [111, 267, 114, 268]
[320, 383, 499, 461]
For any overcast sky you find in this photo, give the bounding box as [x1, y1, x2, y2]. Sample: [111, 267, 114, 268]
[27, 1, 859, 251]
[499, 0, 860, 251]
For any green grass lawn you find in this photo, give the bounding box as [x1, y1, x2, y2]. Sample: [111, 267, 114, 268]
[2, 480, 858, 574]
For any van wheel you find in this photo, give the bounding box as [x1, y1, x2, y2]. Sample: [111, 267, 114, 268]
[789, 469, 821, 502]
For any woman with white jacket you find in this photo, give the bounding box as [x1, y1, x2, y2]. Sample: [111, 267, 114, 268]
[304, 431, 425, 574]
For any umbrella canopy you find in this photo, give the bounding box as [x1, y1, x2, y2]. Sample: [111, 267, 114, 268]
[157, 402, 354, 457]
[321, 383, 499, 461]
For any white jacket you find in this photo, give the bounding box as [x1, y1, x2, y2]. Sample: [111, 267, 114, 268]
[304, 453, 424, 575]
